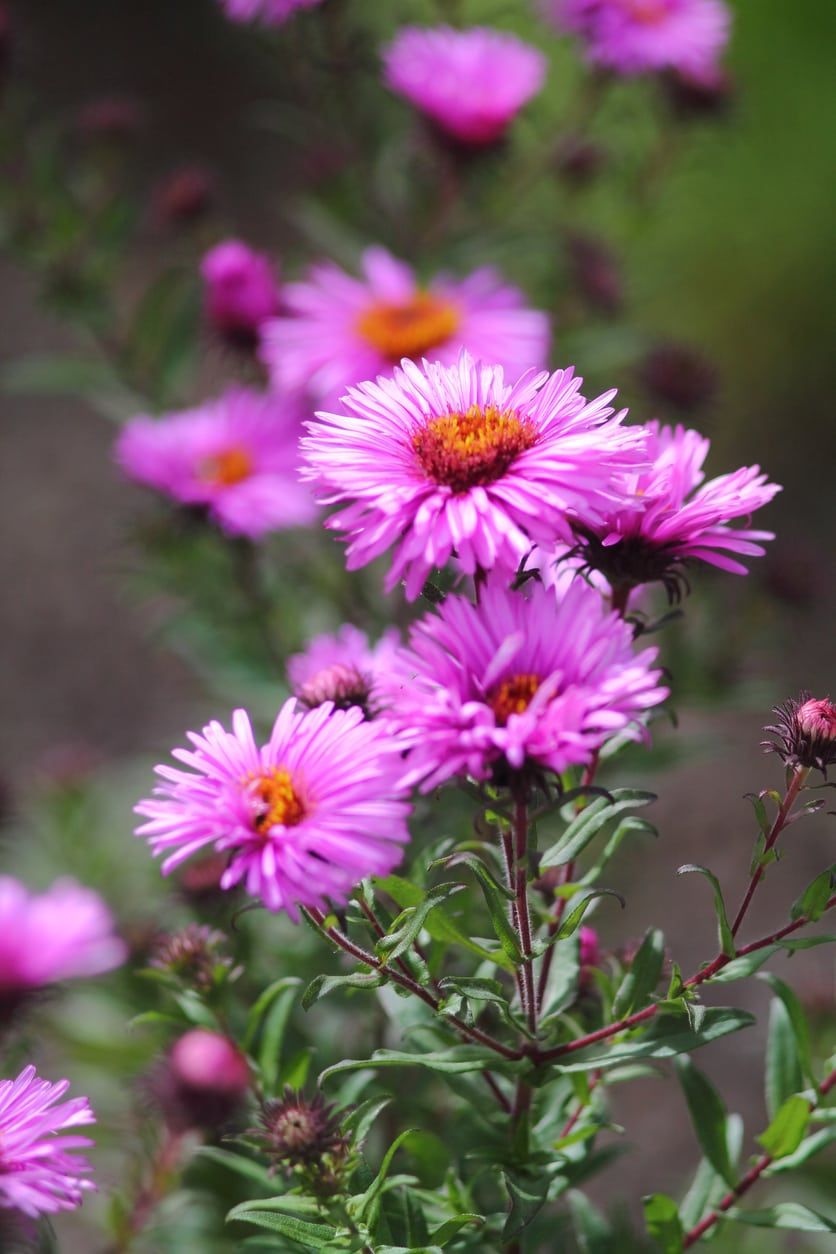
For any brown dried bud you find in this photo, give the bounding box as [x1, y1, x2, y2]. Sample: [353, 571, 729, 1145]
[565, 231, 622, 316]
[149, 924, 230, 991]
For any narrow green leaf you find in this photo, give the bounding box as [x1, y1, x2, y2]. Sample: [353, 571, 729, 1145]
[764, 1126, 836, 1173]
[540, 790, 656, 869]
[569, 1190, 614, 1253]
[376, 884, 464, 963]
[764, 997, 804, 1119]
[227, 1207, 339, 1246]
[503, 1172, 549, 1240]
[643, 1194, 684, 1254]
[759, 974, 813, 1082]
[725, 1203, 836, 1232]
[244, 978, 302, 1051]
[257, 983, 301, 1094]
[580, 816, 658, 886]
[552, 890, 624, 943]
[302, 970, 385, 1011]
[352, 1128, 416, 1225]
[790, 866, 834, 922]
[677, 865, 735, 957]
[320, 1046, 525, 1084]
[612, 928, 665, 1017]
[679, 1113, 744, 1232]
[195, 1146, 273, 1187]
[429, 1214, 484, 1245]
[341, 1096, 391, 1149]
[758, 1094, 810, 1158]
[555, 1008, 755, 1074]
[675, 1058, 736, 1187]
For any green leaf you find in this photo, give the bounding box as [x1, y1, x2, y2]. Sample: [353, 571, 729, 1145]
[244, 978, 303, 1051]
[549, 889, 624, 944]
[580, 815, 658, 886]
[429, 1214, 484, 1245]
[555, 1008, 755, 1074]
[351, 1128, 416, 1226]
[679, 1113, 744, 1232]
[643, 1193, 684, 1254]
[612, 928, 665, 1017]
[302, 970, 385, 1010]
[320, 1046, 525, 1085]
[758, 1094, 810, 1158]
[569, 1190, 615, 1253]
[255, 981, 302, 1094]
[725, 1203, 836, 1232]
[677, 865, 735, 957]
[341, 1095, 391, 1149]
[675, 1058, 736, 1187]
[227, 1206, 339, 1246]
[764, 1126, 836, 1172]
[378, 874, 514, 971]
[195, 1146, 273, 1187]
[790, 865, 834, 922]
[539, 934, 581, 1022]
[540, 790, 656, 869]
[764, 997, 804, 1119]
[446, 855, 521, 965]
[503, 1172, 549, 1240]
[709, 934, 836, 982]
[759, 974, 813, 1083]
[376, 884, 464, 963]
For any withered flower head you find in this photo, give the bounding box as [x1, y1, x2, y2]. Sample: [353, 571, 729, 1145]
[149, 923, 229, 991]
[253, 1087, 348, 1189]
[764, 693, 836, 777]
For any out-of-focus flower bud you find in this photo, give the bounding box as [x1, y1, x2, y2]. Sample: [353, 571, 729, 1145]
[154, 166, 215, 226]
[579, 925, 600, 971]
[150, 924, 231, 991]
[252, 1088, 349, 1194]
[200, 239, 280, 350]
[663, 68, 734, 119]
[638, 341, 717, 413]
[77, 96, 144, 140]
[565, 231, 623, 315]
[176, 852, 234, 906]
[556, 135, 608, 186]
[154, 1029, 250, 1133]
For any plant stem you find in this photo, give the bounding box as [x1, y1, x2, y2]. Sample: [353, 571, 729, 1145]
[535, 895, 836, 1064]
[513, 793, 537, 1037]
[682, 1067, 836, 1247]
[730, 766, 809, 938]
[559, 1072, 601, 1141]
[108, 1129, 183, 1252]
[307, 909, 523, 1062]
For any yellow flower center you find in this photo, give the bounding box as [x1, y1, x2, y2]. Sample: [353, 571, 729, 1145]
[248, 768, 305, 833]
[356, 292, 460, 361]
[199, 446, 253, 488]
[412, 404, 539, 494]
[622, 0, 670, 23]
[490, 673, 541, 725]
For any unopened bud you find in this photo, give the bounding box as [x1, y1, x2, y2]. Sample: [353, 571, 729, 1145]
[638, 342, 717, 413]
[153, 1029, 249, 1132]
[764, 693, 836, 776]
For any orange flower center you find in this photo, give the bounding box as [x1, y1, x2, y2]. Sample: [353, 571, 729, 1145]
[412, 404, 539, 494]
[248, 768, 305, 833]
[490, 673, 541, 725]
[199, 446, 253, 488]
[622, 0, 670, 23]
[356, 292, 460, 361]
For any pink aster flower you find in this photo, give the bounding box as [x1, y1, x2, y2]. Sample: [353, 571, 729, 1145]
[382, 26, 547, 147]
[382, 576, 667, 789]
[572, 421, 781, 602]
[220, 0, 322, 26]
[201, 239, 280, 348]
[115, 387, 316, 539]
[261, 247, 549, 405]
[0, 878, 125, 1000]
[546, 0, 730, 82]
[287, 624, 401, 718]
[0, 1066, 95, 1217]
[302, 352, 648, 600]
[135, 701, 411, 919]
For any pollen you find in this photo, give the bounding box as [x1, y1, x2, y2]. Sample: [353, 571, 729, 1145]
[356, 292, 460, 361]
[412, 404, 539, 493]
[490, 673, 541, 725]
[199, 446, 253, 488]
[247, 768, 305, 833]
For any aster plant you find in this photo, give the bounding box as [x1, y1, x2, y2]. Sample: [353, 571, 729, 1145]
[1, 1, 834, 1252]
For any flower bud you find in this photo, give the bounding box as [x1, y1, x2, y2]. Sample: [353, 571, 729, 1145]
[565, 231, 622, 316]
[638, 342, 717, 413]
[252, 1088, 348, 1194]
[579, 926, 599, 971]
[764, 694, 836, 776]
[154, 166, 214, 226]
[200, 239, 280, 350]
[150, 924, 230, 991]
[154, 1030, 249, 1132]
[77, 96, 144, 141]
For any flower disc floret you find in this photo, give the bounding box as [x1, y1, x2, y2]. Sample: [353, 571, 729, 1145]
[382, 576, 667, 788]
[0, 1066, 95, 1218]
[134, 701, 411, 919]
[261, 247, 549, 404]
[302, 352, 648, 599]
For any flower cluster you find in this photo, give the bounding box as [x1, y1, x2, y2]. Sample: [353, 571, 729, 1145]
[116, 387, 316, 539]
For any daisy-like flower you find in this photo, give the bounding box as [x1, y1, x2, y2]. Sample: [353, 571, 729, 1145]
[572, 421, 780, 603]
[134, 701, 411, 919]
[0, 1066, 95, 1217]
[288, 624, 401, 718]
[302, 352, 648, 600]
[115, 387, 317, 540]
[219, 0, 323, 26]
[261, 247, 549, 404]
[201, 239, 280, 349]
[382, 26, 547, 147]
[382, 576, 667, 789]
[546, 0, 731, 82]
[0, 878, 125, 1001]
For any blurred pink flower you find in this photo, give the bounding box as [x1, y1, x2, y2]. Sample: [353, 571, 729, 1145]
[573, 420, 780, 601]
[201, 239, 280, 348]
[382, 25, 547, 146]
[261, 246, 549, 404]
[382, 575, 667, 789]
[302, 351, 647, 600]
[135, 702, 411, 919]
[0, 878, 125, 996]
[115, 388, 317, 539]
[0, 1066, 95, 1217]
[288, 624, 401, 717]
[220, 0, 323, 25]
[546, 0, 730, 81]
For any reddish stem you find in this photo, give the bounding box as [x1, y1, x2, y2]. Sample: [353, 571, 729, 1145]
[559, 1072, 601, 1141]
[682, 1067, 836, 1247]
[730, 766, 809, 937]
